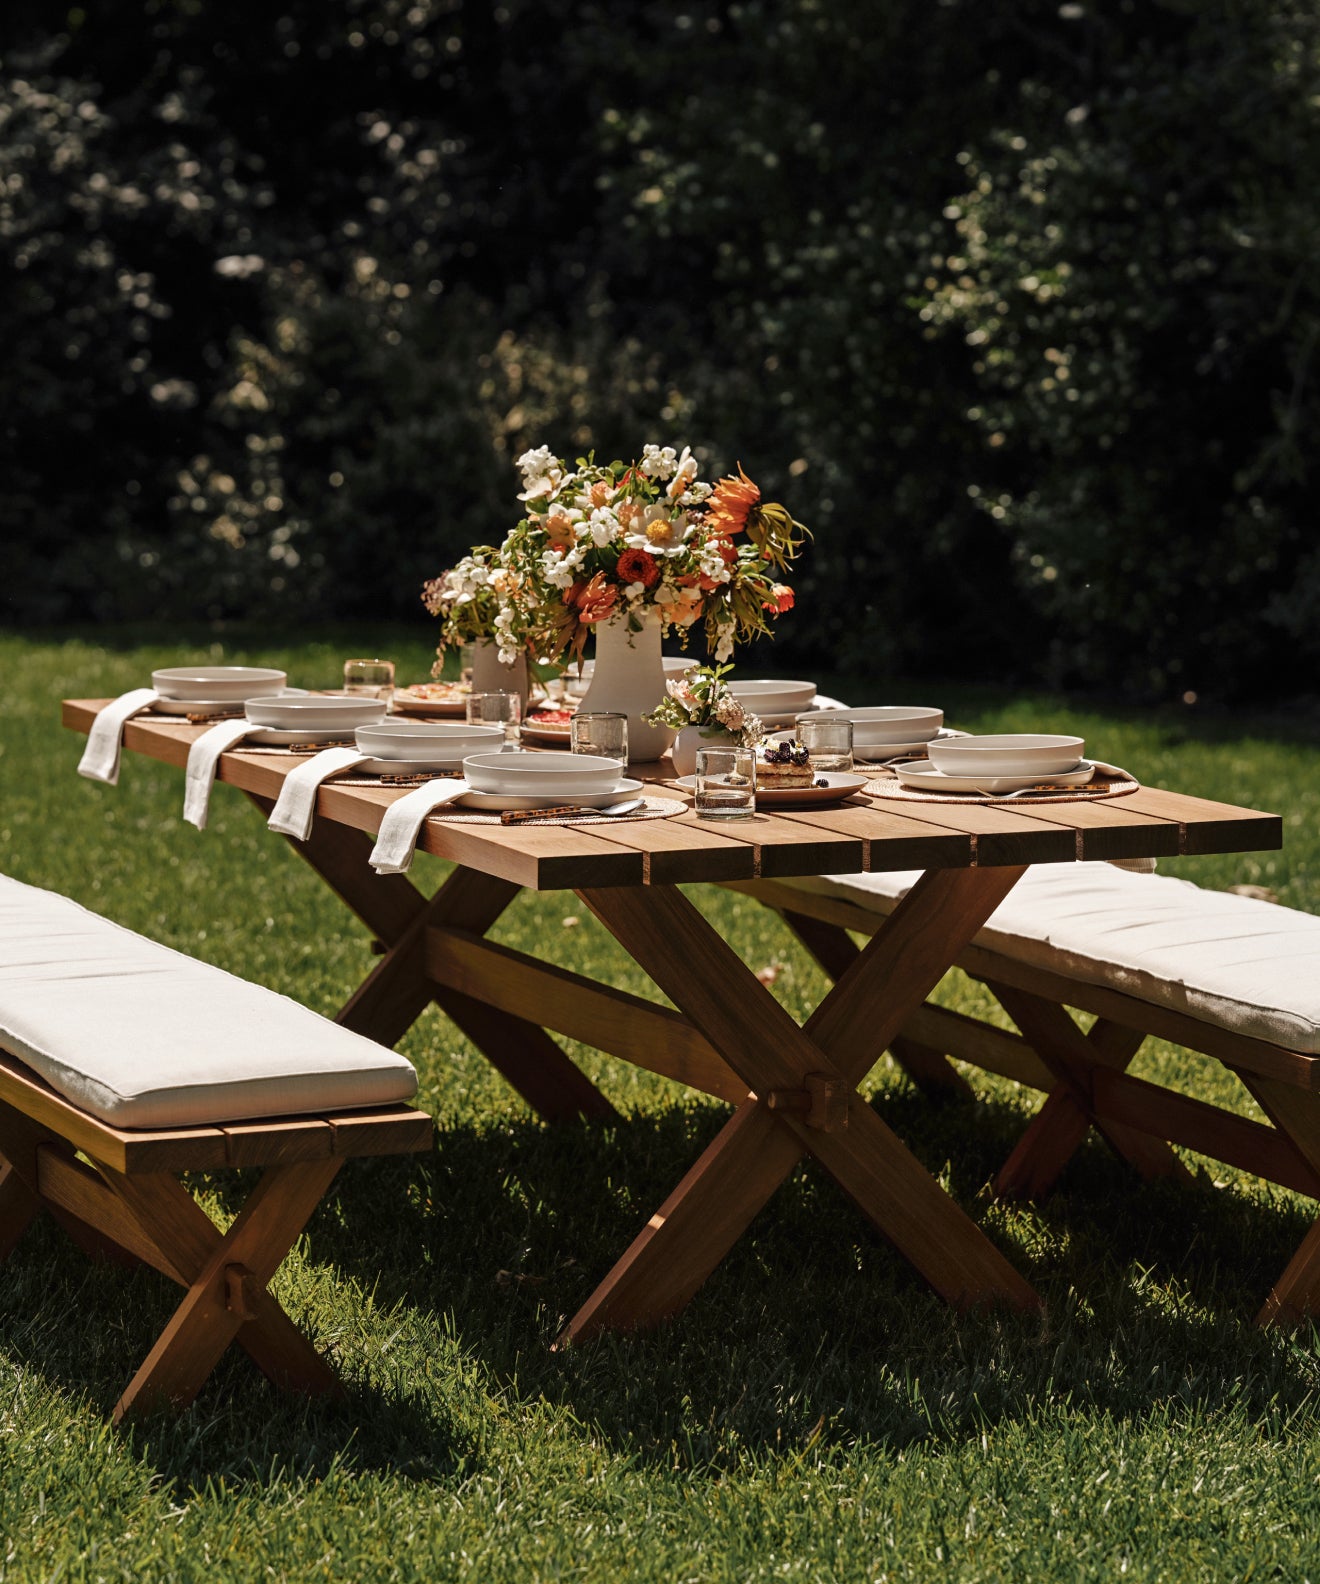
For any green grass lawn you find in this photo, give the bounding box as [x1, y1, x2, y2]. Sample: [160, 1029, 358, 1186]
[4, 627, 1320, 1582]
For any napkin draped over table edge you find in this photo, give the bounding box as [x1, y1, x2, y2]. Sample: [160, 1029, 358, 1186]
[368, 779, 471, 874]
[76, 688, 159, 785]
[266, 747, 370, 841]
[183, 718, 263, 830]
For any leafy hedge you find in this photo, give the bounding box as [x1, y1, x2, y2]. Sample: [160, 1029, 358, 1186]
[4, 0, 1318, 698]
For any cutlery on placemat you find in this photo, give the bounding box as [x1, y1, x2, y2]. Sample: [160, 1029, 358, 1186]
[500, 797, 646, 825]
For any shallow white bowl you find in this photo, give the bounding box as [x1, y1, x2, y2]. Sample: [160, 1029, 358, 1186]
[727, 679, 818, 716]
[926, 733, 1086, 778]
[795, 705, 943, 745]
[355, 720, 503, 760]
[245, 693, 386, 730]
[461, 750, 624, 796]
[153, 665, 287, 701]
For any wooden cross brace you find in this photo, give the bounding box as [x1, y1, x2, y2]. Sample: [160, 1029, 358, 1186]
[0, 1101, 344, 1423]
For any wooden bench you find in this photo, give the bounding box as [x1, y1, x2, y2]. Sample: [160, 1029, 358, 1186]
[725, 862, 1320, 1325]
[0, 874, 432, 1421]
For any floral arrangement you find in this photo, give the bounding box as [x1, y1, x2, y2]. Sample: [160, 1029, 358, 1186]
[499, 444, 807, 665]
[420, 548, 536, 670]
[643, 663, 764, 747]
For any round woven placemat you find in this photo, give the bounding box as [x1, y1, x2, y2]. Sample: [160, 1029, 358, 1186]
[862, 770, 1139, 806]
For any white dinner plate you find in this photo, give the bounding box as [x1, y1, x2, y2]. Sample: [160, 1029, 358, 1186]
[894, 760, 1098, 795]
[152, 687, 309, 716]
[455, 778, 644, 812]
[674, 772, 868, 807]
[356, 754, 470, 776]
[246, 726, 359, 746]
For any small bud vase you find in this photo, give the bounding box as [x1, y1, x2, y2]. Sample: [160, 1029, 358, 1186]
[578, 612, 678, 765]
[469, 639, 529, 709]
[670, 724, 739, 778]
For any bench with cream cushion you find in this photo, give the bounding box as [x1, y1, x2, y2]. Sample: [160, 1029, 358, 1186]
[0, 872, 432, 1420]
[725, 862, 1320, 1325]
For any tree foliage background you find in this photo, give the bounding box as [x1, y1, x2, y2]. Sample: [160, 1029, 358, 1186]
[4, 0, 1318, 699]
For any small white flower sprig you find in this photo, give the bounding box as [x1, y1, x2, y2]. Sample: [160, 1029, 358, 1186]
[420, 548, 537, 669]
[499, 444, 806, 666]
[643, 663, 764, 747]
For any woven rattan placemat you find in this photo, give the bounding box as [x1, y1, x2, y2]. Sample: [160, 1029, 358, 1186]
[862, 768, 1139, 806]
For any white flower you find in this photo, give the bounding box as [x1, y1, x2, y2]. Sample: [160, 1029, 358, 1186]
[589, 506, 621, 547]
[516, 445, 555, 485]
[666, 445, 699, 500]
[626, 504, 690, 556]
[640, 443, 678, 481]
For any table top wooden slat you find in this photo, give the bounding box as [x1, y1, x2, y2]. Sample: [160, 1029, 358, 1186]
[64, 700, 1284, 888]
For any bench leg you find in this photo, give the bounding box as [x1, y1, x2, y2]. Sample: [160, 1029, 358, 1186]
[0, 1158, 40, 1262]
[989, 985, 1192, 1198]
[103, 1159, 345, 1421]
[1231, 1076, 1320, 1328]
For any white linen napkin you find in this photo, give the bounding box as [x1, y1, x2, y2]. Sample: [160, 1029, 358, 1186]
[266, 747, 369, 841]
[369, 780, 471, 875]
[77, 688, 159, 785]
[183, 718, 259, 830]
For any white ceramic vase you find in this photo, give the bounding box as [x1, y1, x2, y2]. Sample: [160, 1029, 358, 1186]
[469, 639, 529, 708]
[670, 724, 739, 778]
[578, 613, 678, 765]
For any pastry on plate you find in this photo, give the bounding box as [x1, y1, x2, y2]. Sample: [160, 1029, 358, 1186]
[756, 741, 814, 789]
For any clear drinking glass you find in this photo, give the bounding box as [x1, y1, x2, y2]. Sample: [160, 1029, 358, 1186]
[694, 746, 757, 819]
[570, 711, 629, 763]
[466, 690, 522, 745]
[458, 643, 476, 687]
[343, 658, 395, 711]
[798, 716, 854, 773]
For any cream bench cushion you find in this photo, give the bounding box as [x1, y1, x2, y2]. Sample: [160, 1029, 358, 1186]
[782, 862, 1320, 1056]
[0, 872, 418, 1129]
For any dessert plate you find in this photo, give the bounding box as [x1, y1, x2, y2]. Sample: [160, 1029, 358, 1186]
[455, 778, 644, 812]
[674, 772, 868, 806]
[393, 683, 470, 717]
[894, 760, 1098, 795]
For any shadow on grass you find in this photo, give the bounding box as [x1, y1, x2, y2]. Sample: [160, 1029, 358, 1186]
[7, 1084, 1320, 1488]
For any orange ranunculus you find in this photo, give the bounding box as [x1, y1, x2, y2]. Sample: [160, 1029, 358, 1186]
[569, 572, 618, 624]
[616, 546, 660, 588]
[706, 464, 761, 537]
[762, 583, 795, 614]
[545, 510, 577, 549]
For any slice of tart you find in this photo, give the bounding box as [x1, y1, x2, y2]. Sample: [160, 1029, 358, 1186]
[756, 741, 815, 789]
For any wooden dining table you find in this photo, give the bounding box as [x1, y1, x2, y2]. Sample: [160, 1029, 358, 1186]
[64, 700, 1283, 1337]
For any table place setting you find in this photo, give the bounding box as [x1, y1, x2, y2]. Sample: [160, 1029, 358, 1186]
[861, 732, 1140, 804]
[77, 665, 297, 785]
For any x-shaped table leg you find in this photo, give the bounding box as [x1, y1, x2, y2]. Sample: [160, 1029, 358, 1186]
[560, 867, 1042, 1342]
[249, 793, 619, 1122]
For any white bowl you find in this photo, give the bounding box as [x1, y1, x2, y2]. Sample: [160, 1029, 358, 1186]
[461, 750, 624, 796]
[795, 705, 943, 745]
[355, 720, 504, 760]
[925, 733, 1086, 778]
[727, 679, 818, 716]
[245, 693, 387, 730]
[153, 665, 287, 701]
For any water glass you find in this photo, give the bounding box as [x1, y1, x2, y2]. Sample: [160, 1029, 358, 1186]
[798, 715, 854, 773]
[467, 690, 522, 745]
[570, 711, 629, 763]
[343, 658, 395, 710]
[694, 746, 757, 820]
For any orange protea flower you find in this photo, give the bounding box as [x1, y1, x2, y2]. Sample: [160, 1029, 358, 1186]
[762, 583, 795, 614]
[616, 546, 660, 588]
[569, 572, 618, 624]
[706, 464, 761, 537]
